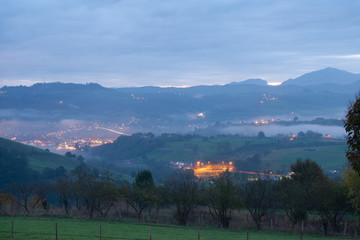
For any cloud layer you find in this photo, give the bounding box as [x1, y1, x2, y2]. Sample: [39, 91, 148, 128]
[1, 0, 360, 87]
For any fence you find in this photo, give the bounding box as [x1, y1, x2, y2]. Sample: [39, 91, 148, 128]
[0, 218, 355, 240]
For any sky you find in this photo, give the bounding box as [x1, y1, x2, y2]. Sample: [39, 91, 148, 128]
[1, 0, 360, 87]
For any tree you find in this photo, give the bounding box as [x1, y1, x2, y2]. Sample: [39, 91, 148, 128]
[204, 170, 242, 228]
[343, 168, 360, 213]
[165, 170, 199, 225]
[326, 182, 349, 232]
[0, 148, 37, 189]
[54, 166, 66, 178]
[258, 131, 265, 138]
[124, 170, 156, 220]
[0, 193, 16, 215]
[311, 178, 332, 236]
[312, 178, 349, 235]
[345, 93, 360, 174]
[242, 178, 274, 229]
[31, 182, 50, 210]
[77, 155, 85, 162]
[290, 158, 327, 212]
[11, 183, 33, 213]
[277, 178, 307, 230]
[65, 151, 76, 159]
[135, 170, 155, 189]
[55, 176, 73, 215]
[290, 158, 326, 191]
[71, 166, 119, 219]
[72, 166, 98, 218]
[93, 171, 121, 218]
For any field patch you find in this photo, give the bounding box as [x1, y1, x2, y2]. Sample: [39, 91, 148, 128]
[262, 145, 347, 170]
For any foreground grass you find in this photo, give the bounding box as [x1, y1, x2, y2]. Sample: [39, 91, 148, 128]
[0, 217, 350, 240]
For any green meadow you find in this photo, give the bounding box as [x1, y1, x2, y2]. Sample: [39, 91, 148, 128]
[0, 217, 350, 240]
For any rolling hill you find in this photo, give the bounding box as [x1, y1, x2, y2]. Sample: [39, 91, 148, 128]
[0, 137, 80, 172]
[90, 133, 347, 181]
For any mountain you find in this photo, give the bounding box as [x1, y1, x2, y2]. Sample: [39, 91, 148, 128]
[283, 67, 360, 86]
[229, 78, 268, 86]
[0, 68, 360, 131]
[0, 137, 80, 172]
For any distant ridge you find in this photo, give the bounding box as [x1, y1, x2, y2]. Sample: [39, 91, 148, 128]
[282, 67, 360, 86]
[229, 78, 268, 86]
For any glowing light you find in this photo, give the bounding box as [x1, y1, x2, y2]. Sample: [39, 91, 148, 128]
[158, 85, 192, 88]
[267, 82, 282, 86]
[193, 162, 236, 178]
[95, 127, 129, 135]
[197, 112, 205, 118]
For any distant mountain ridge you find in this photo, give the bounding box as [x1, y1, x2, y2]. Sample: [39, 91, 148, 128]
[229, 78, 268, 86]
[0, 67, 359, 129]
[282, 67, 360, 86]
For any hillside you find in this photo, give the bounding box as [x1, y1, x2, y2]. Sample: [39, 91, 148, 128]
[90, 133, 347, 180]
[0, 137, 80, 172]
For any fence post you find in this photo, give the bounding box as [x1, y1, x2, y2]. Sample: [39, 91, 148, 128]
[11, 220, 14, 238]
[56, 223, 58, 240]
[300, 231, 302, 240]
[246, 231, 249, 240]
[271, 219, 273, 230]
[100, 224, 102, 240]
[198, 228, 200, 240]
[149, 225, 152, 240]
[343, 221, 347, 236]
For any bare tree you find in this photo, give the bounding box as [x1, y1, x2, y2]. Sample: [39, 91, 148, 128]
[55, 176, 74, 215]
[11, 183, 33, 213]
[242, 178, 274, 229]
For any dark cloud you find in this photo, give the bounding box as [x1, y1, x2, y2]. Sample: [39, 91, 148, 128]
[1, 0, 360, 87]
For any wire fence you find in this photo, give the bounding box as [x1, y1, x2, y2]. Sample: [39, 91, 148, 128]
[0, 219, 356, 240]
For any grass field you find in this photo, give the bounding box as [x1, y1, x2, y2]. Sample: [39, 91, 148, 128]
[262, 145, 347, 170]
[0, 217, 350, 240]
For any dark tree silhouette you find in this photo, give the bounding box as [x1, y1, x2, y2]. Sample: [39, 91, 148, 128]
[204, 170, 242, 228]
[345, 92, 360, 174]
[165, 170, 199, 225]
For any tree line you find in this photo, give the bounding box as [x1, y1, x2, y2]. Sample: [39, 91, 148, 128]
[1, 158, 359, 236]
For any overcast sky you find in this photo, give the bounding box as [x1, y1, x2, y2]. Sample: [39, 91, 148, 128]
[1, 0, 360, 87]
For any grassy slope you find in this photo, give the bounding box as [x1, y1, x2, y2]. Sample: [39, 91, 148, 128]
[142, 136, 347, 170]
[0, 217, 348, 240]
[262, 145, 347, 170]
[0, 137, 79, 172]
